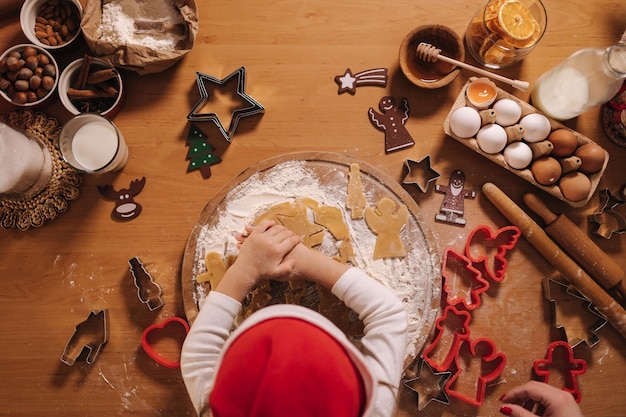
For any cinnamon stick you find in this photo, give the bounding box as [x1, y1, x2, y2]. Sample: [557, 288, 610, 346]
[67, 87, 115, 99]
[73, 54, 92, 89]
[87, 69, 118, 85]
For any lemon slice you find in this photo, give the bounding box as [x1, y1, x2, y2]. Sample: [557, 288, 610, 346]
[497, 0, 536, 40]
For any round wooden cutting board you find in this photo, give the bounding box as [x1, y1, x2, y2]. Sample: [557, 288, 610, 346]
[181, 151, 442, 362]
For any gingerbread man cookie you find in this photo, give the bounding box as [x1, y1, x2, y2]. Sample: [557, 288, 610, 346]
[435, 170, 475, 226]
[368, 96, 415, 153]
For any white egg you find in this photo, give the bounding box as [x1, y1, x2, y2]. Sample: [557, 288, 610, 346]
[449, 106, 481, 138]
[520, 113, 551, 143]
[476, 124, 507, 154]
[493, 98, 522, 126]
[504, 141, 533, 169]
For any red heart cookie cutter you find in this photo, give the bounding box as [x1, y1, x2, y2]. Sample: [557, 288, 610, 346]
[141, 317, 190, 369]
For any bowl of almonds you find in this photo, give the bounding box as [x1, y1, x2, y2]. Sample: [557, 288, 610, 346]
[20, 0, 83, 50]
[0, 44, 59, 107]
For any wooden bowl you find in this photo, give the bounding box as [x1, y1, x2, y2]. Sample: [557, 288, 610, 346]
[399, 24, 464, 89]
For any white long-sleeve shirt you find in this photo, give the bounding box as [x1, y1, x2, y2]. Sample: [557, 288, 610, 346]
[180, 267, 408, 417]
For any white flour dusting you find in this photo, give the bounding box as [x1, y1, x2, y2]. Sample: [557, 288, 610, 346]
[100, 0, 185, 49]
[191, 160, 440, 359]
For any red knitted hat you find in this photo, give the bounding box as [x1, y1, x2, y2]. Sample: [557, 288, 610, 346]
[208, 305, 374, 417]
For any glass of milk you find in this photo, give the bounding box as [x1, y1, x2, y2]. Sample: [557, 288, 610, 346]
[59, 114, 129, 173]
[0, 122, 53, 198]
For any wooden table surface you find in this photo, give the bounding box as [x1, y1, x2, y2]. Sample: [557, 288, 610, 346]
[1, 1, 625, 416]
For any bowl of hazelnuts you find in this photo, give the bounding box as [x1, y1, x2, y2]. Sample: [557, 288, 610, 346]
[0, 44, 59, 107]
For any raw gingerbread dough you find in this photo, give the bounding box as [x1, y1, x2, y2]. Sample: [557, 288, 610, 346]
[365, 197, 408, 259]
[254, 197, 355, 264]
[196, 252, 236, 289]
[346, 163, 366, 220]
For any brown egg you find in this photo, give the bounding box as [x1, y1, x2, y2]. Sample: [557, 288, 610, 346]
[575, 143, 605, 173]
[558, 172, 592, 202]
[531, 157, 562, 185]
[548, 129, 578, 157]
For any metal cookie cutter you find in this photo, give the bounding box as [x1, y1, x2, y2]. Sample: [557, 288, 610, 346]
[129, 257, 164, 311]
[464, 225, 521, 283]
[442, 248, 489, 310]
[141, 317, 190, 369]
[423, 305, 472, 373]
[402, 156, 440, 193]
[533, 341, 587, 403]
[61, 309, 109, 366]
[403, 357, 451, 410]
[589, 187, 626, 239]
[543, 278, 607, 348]
[444, 337, 507, 407]
[187, 67, 265, 142]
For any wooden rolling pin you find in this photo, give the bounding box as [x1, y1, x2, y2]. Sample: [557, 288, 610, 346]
[482, 183, 626, 340]
[523, 193, 626, 301]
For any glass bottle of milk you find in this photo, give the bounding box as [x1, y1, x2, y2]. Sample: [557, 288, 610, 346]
[531, 45, 626, 120]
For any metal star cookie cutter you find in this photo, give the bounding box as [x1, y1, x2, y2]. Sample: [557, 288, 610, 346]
[403, 356, 451, 410]
[402, 156, 440, 193]
[129, 257, 164, 311]
[589, 187, 626, 239]
[61, 309, 109, 366]
[533, 341, 587, 403]
[187, 67, 264, 142]
[543, 278, 607, 348]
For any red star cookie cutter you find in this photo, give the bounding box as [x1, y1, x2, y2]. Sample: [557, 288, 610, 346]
[464, 225, 521, 283]
[533, 341, 587, 403]
[141, 317, 190, 369]
[445, 337, 507, 407]
[423, 305, 472, 372]
[442, 248, 489, 310]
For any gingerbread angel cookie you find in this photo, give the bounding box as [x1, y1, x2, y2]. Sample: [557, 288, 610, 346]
[365, 197, 408, 259]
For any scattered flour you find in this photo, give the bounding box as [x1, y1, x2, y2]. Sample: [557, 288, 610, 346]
[99, 0, 185, 49]
[191, 160, 440, 359]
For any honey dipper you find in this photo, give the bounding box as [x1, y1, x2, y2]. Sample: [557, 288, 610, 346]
[415, 42, 530, 91]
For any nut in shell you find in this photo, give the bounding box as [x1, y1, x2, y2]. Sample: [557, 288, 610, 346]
[0, 43, 58, 107]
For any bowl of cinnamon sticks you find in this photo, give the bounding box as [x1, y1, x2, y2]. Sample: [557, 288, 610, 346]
[58, 55, 124, 118]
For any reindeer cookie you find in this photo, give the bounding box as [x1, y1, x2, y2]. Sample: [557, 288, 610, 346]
[98, 177, 146, 221]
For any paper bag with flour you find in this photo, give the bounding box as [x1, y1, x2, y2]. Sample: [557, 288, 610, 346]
[80, 0, 198, 75]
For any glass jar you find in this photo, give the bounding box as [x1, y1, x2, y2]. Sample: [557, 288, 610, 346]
[531, 45, 626, 120]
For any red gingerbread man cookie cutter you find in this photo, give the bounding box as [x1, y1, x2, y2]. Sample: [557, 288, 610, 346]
[533, 341, 587, 403]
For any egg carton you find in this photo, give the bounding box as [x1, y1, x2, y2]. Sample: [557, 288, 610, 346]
[443, 80, 609, 208]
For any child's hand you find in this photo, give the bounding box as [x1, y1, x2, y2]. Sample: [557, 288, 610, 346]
[215, 221, 301, 300]
[236, 220, 301, 280]
[499, 381, 584, 417]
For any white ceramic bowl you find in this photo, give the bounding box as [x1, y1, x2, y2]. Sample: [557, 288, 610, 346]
[58, 57, 124, 118]
[20, 0, 83, 51]
[0, 43, 59, 107]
